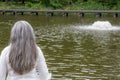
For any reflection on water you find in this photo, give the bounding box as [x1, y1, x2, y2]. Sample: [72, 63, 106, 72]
[0, 15, 120, 80]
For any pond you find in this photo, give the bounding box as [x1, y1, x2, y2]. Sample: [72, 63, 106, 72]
[0, 15, 120, 80]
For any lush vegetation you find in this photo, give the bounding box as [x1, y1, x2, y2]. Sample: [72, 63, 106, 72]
[0, 0, 120, 10]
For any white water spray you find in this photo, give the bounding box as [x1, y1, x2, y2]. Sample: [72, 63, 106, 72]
[77, 21, 120, 31]
[92, 21, 112, 28]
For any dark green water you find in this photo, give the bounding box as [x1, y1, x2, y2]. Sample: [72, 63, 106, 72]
[0, 15, 120, 80]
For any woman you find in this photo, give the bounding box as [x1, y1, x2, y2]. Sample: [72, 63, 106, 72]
[0, 20, 51, 80]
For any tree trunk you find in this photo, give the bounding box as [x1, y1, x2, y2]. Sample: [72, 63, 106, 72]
[84, 0, 87, 2]
[2, 0, 5, 2]
[22, 0, 25, 4]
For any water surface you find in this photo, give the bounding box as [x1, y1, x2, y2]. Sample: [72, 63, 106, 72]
[0, 15, 120, 80]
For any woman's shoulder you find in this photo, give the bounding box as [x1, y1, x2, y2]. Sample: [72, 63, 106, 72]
[36, 45, 45, 58]
[36, 45, 42, 53]
[1, 45, 10, 56]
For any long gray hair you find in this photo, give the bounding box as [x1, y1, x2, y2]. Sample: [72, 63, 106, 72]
[9, 21, 37, 75]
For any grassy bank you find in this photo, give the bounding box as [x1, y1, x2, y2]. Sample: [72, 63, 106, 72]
[0, 1, 120, 10]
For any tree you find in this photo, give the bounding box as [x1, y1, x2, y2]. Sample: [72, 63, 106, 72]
[2, 0, 6, 2]
[96, 0, 118, 7]
[21, 0, 25, 4]
[40, 0, 50, 7]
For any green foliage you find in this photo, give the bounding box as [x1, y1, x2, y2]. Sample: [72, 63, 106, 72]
[67, 0, 109, 10]
[40, 0, 50, 7]
[95, 0, 118, 8]
[0, 0, 120, 10]
[25, 2, 49, 9]
[49, 0, 62, 9]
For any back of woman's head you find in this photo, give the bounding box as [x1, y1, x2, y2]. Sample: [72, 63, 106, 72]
[9, 20, 37, 75]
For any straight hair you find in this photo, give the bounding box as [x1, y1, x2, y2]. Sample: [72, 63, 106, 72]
[9, 21, 37, 75]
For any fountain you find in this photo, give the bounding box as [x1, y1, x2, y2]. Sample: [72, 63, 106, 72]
[92, 21, 112, 28]
[77, 21, 120, 31]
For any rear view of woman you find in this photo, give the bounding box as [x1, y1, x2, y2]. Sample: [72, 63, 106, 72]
[0, 20, 51, 80]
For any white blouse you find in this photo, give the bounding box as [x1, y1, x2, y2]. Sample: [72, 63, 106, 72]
[0, 45, 51, 80]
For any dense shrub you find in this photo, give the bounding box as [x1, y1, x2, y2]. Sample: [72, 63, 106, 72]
[0, 0, 120, 10]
